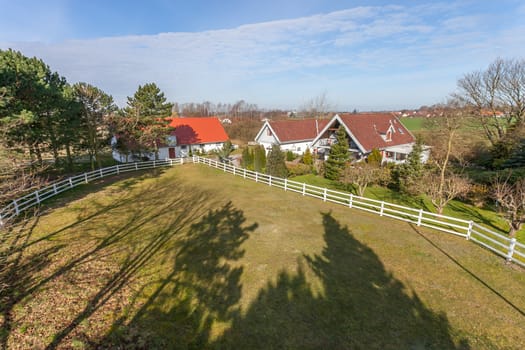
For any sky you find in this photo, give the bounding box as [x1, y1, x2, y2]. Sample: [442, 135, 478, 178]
[1, 0, 525, 111]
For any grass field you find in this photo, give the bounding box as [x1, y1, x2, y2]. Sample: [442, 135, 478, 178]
[400, 116, 427, 131]
[291, 174, 525, 242]
[1, 165, 525, 349]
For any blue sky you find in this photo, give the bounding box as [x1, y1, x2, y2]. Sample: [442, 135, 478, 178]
[1, 0, 525, 111]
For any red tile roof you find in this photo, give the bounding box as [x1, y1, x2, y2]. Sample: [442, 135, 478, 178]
[167, 117, 229, 145]
[338, 113, 414, 152]
[269, 119, 330, 143]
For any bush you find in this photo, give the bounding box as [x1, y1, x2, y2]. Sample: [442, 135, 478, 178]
[286, 150, 296, 161]
[286, 162, 312, 177]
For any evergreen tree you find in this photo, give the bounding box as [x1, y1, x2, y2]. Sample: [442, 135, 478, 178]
[73, 82, 117, 170]
[393, 138, 425, 194]
[302, 147, 313, 166]
[242, 147, 253, 169]
[503, 138, 525, 168]
[266, 144, 288, 178]
[324, 125, 349, 180]
[253, 145, 266, 172]
[124, 83, 173, 159]
[367, 148, 383, 167]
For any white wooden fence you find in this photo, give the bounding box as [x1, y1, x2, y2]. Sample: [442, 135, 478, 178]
[192, 156, 525, 268]
[1, 156, 524, 268]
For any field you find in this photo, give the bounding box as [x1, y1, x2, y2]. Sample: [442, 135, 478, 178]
[1, 165, 525, 349]
[400, 116, 427, 131]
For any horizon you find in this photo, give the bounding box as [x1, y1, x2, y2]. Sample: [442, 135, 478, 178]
[1, 0, 525, 110]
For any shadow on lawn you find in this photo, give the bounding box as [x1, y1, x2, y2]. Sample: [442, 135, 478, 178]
[0, 169, 211, 349]
[98, 212, 469, 349]
[97, 201, 257, 348]
[214, 212, 469, 349]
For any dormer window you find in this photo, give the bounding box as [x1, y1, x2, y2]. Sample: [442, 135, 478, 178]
[385, 130, 392, 142]
[266, 127, 272, 136]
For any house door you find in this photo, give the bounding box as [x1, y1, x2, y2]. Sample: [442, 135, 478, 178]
[168, 147, 176, 158]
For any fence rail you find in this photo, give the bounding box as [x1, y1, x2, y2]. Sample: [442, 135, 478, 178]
[193, 156, 525, 268]
[0, 158, 182, 226]
[1, 156, 523, 268]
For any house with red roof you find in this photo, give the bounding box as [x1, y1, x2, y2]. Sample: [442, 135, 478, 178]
[254, 118, 330, 154]
[311, 113, 428, 164]
[112, 117, 229, 162]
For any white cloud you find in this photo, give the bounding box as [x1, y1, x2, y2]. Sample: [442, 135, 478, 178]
[1, 2, 524, 110]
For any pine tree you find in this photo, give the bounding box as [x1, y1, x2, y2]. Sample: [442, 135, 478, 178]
[393, 138, 425, 194]
[324, 125, 349, 180]
[266, 144, 288, 178]
[302, 147, 313, 166]
[254, 145, 266, 172]
[242, 147, 254, 169]
[367, 148, 382, 167]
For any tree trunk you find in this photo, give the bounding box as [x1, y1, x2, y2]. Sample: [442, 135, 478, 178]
[65, 141, 73, 171]
[509, 221, 522, 238]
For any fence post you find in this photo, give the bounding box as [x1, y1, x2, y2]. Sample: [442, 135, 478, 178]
[35, 190, 40, 204]
[84, 173, 88, 184]
[135, 162, 138, 170]
[53, 184, 57, 194]
[323, 188, 327, 202]
[153, 160, 156, 168]
[13, 199, 19, 215]
[466, 221, 473, 240]
[68, 178, 73, 188]
[233, 166, 236, 176]
[284, 178, 288, 191]
[99, 168, 103, 177]
[255, 173, 258, 182]
[269, 175, 272, 187]
[223, 162, 226, 172]
[507, 238, 517, 262]
[417, 209, 423, 226]
[379, 201, 384, 216]
[182, 158, 184, 165]
[302, 183, 306, 196]
[349, 193, 353, 208]
[170, 159, 173, 166]
[117, 164, 120, 174]
[243, 168, 246, 179]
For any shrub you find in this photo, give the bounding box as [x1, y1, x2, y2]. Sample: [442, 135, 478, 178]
[286, 150, 295, 161]
[286, 162, 312, 177]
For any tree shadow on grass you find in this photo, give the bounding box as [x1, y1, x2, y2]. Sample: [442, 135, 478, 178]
[96, 201, 257, 349]
[446, 201, 507, 233]
[215, 212, 470, 349]
[0, 170, 212, 349]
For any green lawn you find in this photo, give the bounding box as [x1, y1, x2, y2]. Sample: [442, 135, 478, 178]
[2, 165, 525, 349]
[400, 116, 427, 131]
[291, 174, 525, 242]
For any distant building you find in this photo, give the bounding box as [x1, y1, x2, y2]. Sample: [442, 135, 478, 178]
[112, 117, 228, 162]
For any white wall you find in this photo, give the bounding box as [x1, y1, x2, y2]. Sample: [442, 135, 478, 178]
[280, 141, 311, 155]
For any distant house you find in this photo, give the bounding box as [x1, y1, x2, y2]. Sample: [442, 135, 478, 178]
[311, 113, 429, 164]
[112, 117, 229, 162]
[254, 119, 330, 154]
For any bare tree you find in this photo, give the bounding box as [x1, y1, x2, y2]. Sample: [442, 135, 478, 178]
[456, 58, 525, 146]
[421, 172, 471, 215]
[423, 103, 471, 214]
[341, 163, 386, 197]
[300, 91, 332, 118]
[492, 176, 525, 237]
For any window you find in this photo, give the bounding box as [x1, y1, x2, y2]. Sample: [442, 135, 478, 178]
[266, 128, 272, 136]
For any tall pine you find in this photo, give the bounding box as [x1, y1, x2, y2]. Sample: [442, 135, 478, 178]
[124, 83, 173, 159]
[266, 144, 288, 178]
[324, 125, 349, 180]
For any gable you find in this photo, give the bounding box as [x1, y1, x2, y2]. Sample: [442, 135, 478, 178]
[338, 113, 414, 152]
